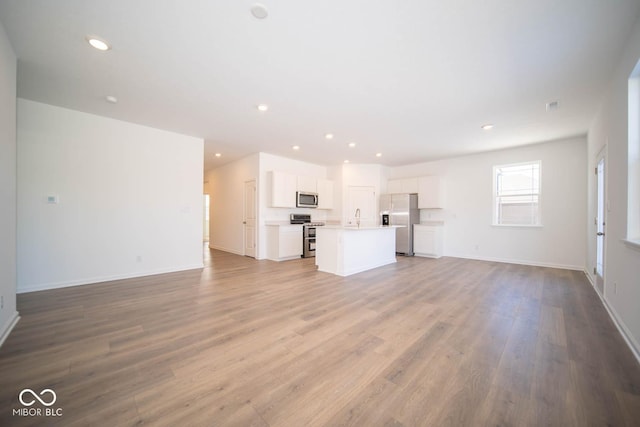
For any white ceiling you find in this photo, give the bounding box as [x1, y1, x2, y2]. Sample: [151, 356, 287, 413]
[1, 1, 639, 171]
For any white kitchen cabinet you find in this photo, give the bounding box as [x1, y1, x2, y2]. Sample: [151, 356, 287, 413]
[317, 179, 334, 209]
[297, 175, 317, 193]
[388, 178, 419, 194]
[418, 176, 445, 209]
[413, 224, 443, 258]
[269, 171, 297, 208]
[266, 224, 303, 261]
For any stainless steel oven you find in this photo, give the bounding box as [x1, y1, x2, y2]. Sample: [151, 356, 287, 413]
[303, 225, 317, 258]
[290, 214, 324, 258]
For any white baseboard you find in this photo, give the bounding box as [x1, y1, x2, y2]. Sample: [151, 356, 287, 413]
[448, 253, 584, 271]
[17, 263, 204, 294]
[583, 270, 640, 365]
[584, 268, 595, 286]
[0, 311, 20, 348]
[208, 244, 244, 256]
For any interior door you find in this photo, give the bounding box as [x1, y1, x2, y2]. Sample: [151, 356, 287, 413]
[595, 155, 606, 294]
[244, 180, 257, 258]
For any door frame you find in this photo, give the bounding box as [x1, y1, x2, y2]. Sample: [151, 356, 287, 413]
[595, 146, 607, 294]
[243, 179, 257, 258]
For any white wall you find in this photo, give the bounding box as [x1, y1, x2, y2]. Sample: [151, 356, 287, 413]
[206, 153, 259, 255]
[17, 100, 204, 293]
[327, 165, 344, 223]
[587, 15, 640, 357]
[0, 20, 18, 344]
[391, 137, 587, 270]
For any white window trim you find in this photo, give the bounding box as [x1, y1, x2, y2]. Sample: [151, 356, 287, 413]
[623, 238, 640, 252]
[492, 160, 542, 227]
[627, 60, 640, 244]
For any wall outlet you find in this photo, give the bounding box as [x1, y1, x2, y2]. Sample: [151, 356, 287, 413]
[136, 255, 142, 262]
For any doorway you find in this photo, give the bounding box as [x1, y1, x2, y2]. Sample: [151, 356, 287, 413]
[203, 194, 210, 242]
[244, 180, 257, 258]
[595, 150, 606, 294]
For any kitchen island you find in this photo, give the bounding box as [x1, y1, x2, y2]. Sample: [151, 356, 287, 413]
[315, 225, 400, 277]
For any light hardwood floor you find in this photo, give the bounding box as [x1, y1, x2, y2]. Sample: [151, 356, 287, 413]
[1, 249, 639, 426]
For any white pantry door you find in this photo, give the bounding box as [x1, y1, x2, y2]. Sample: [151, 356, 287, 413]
[244, 180, 257, 258]
[346, 186, 376, 226]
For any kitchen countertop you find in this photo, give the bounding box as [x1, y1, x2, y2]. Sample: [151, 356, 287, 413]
[319, 225, 405, 230]
[265, 221, 295, 226]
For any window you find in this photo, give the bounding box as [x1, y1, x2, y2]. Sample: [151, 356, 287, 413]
[493, 161, 541, 226]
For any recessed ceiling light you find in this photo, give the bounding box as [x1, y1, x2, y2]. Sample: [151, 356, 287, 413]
[215, 153, 222, 158]
[348, 142, 356, 148]
[250, 3, 269, 19]
[257, 104, 269, 112]
[376, 153, 382, 157]
[105, 95, 118, 104]
[481, 124, 494, 130]
[86, 36, 111, 51]
[344, 160, 350, 163]
[325, 133, 334, 140]
[292, 145, 300, 150]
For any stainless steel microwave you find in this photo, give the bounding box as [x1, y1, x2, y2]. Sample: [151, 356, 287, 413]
[296, 191, 318, 208]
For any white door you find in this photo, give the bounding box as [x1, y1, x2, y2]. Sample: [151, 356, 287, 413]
[595, 154, 606, 294]
[346, 186, 376, 226]
[203, 194, 210, 242]
[244, 180, 257, 258]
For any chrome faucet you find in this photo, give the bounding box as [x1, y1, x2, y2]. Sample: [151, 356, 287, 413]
[355, 208, 361, 228]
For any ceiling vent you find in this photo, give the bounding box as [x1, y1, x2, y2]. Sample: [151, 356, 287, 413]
[546, 100, 560, 112]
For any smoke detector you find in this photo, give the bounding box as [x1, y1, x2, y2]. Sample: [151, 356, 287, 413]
[251, 4, 269, 19]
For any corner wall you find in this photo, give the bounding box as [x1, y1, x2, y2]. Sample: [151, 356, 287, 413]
[17, 100, 204, 293]
[391, 137, 587, 270]
[587, 15, 640, 358]
[0, 20, 18, 344]
[206, 153, 259, 255]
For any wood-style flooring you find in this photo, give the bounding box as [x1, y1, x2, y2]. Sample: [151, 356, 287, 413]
[1, 249, 639, 426]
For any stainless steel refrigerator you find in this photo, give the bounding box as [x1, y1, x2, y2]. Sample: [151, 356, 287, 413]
[379, 193, 420, 256]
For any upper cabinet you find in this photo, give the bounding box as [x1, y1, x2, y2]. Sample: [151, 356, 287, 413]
[387, 178, 419, 194]
[418, 176, 444, 209]
[269, 171, 297, 208]
[269, 171, 333, 209]
[317, 179, 334, 210]
[387, 175, 445, 208]
[297, 175, 317, 193]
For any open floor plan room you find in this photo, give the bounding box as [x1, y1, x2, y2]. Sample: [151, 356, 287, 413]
[1, 250, 639, 426]
[2, 2, 640, 426]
